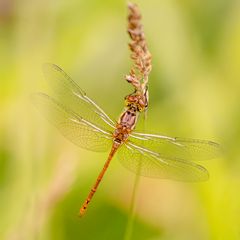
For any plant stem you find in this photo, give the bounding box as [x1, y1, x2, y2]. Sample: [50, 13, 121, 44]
[124, 118, 146, 240]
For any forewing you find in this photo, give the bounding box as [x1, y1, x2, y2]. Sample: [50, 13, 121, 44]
[42, 63, 115, 131]
[117, 141, 209, 182]
[129, 132, 220, 161]
[32, 93, 112, 152]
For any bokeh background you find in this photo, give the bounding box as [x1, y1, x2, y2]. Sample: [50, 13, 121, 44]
[1, 0, 240, 239]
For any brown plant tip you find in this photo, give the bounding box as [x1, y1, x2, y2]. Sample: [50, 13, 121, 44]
[126, 2, 152, 93]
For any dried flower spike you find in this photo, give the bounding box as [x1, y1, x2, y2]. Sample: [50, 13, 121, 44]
[126, 2, 152, 94]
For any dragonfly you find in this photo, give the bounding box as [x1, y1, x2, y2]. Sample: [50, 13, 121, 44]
[32, 63, 220, 216]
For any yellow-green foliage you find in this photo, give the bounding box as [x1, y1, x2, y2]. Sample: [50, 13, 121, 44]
[0, 0, 240, 239]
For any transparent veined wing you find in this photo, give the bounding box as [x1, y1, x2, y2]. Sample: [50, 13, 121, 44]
[32, 93, 113, 152]
[129, 132, 221, 161]
[42, 63, 115, 131]
[117, 141, 209, 182]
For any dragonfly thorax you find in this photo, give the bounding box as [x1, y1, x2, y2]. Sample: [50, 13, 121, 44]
[113, 125, 130, 144]
[119, 107, 139, 130]
[113, 107, 139, 144]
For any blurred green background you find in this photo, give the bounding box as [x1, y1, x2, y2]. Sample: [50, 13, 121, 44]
[1, 0, 240, 239]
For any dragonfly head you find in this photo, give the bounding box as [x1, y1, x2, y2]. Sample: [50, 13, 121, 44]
[125, 87, 149, 112]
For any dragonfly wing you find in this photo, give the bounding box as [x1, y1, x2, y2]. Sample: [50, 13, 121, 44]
[32, 93, 113, 152]
[42, 63, 115, 130]
[129, 132, 220, 161]
[117, 141, 209, 182]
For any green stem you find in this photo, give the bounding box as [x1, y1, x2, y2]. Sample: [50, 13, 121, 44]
[124, 116, 146, 240]
[124, 172, 141, 240]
